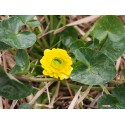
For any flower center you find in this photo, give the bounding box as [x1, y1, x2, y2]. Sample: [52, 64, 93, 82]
[52, 58, 63, 68]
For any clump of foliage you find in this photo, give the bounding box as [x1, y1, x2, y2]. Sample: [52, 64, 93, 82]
[0, 15, 125, 109]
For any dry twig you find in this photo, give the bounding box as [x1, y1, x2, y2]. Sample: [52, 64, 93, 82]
[29, 82, 54, 105]
[76, 85, 92, 105]
[49, 81, 60, 108]
[10, 100, 18, 109]
[68, 87, 82, 109]
[0, 96, 3, 109]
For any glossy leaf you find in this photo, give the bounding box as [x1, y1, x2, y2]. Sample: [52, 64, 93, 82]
[93, 38, 99, 48]
[101, 34, 125, 62]
[0, 65, 32, 100]
[18, 103, 32, 109]
[91, 15, 124, 42]
[98, 83, 125, 109]
[0, 29, 36, 49]
[0, 42, 10, 50]
[60, 27, 78, 47]
[15, 15, 34, 23]
[70, 48, 116, 85]
[112, 83, 125, 105]
[10, 49, 30, 74]
[27, 20, 40, 27]
[98, 94, 123, 109]
[1, 16, 23, 33]
[0, 16, 36, 49]
[122, 68, 125, 77]
[70, 40, 85, 53]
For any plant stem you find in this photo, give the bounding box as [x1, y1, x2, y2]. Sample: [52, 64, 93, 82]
[50, 40, 61, 49]
[8, 48, 16, 56]
[50, 16, 54, 30]
[81, 24, 95, 41]
[50, 16, 54, 46]
[65, 80, 73, 98]
[15, 75, 57, 82]
[110, 80, 124, 84]
[44, 16, 49, 24]
[29, 51, 41, 59]
[61, 81, 115, 91]
[38, 26, 49, 48]
[100, 85, 110, 94]
[62, 15, 66, 25]
[98, 36, 108, 50]
[56, 18, 63, 29]
[36, 38, 44, 48]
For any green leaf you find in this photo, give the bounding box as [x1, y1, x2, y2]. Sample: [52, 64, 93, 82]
[15, 15, 34, 23]
[93, 38, 99, 48]
[112, 83, 125, 105]
[100, 34, 125, 62]
[70, 48, 116, 85]
[122, 68, 125, 77]
[10, 49, 30, 74]
[70, 40, 85, 53]
[0, 29, 36, 49]
[85, 40, 94, 48]
[1, 16, 23, 33]
[0, 42, 10, 50]
[27, 20, 40, 27]
[60, 27, 78, 47]
[98, 94, 123, 109]
[98, 83, 125, 109]
[18, 103, 32, 109]
[15, 16, 40, 28]
[0, 16, 36, 49]
[0, 65, 32, 100]
[91, 15, 124, 42]
[16, 31, 36, 49]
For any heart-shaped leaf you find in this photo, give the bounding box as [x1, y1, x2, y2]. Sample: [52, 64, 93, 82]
[27, 20, 40, 27]
[0, 16, 36, 49]
[0, 16, 23, 33]
[0, 65, 32, 100]
[91, 15, 124, 42]
[14, 15, 40, 27]
[112, 83, 125, 105]
[70, 48, 116, 85]
[101, 33, 125, 61]
[60, 27, 78, 47]
[70, 40, 85, 53]
[15, 15, 34, 23]
[10, 49, 30, 74]
[98, 94, 123, 109]
[98, 83, 125, 109]
[0, 29, 36, 49]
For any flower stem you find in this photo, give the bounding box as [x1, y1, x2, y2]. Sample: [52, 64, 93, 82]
[15, 75, 57, 82]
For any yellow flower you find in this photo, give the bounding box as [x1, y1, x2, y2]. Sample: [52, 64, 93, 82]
[40, 48, 73, 80]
